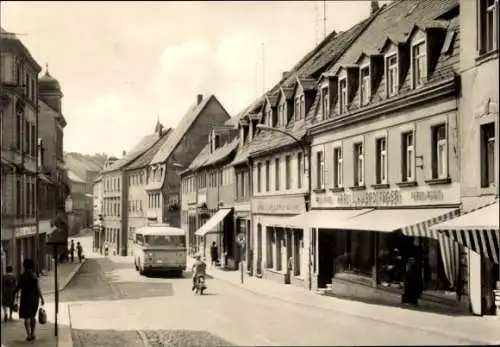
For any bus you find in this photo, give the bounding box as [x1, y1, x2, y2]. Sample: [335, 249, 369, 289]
[133, 224, 187, 276]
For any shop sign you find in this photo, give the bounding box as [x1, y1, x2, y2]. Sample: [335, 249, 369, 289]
[252, 196, 306, 215]
[314, 185, 459, 208]
[16, 225, 36, 238]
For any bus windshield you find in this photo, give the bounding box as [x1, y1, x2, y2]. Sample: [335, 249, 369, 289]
[143, 235, 186, 248]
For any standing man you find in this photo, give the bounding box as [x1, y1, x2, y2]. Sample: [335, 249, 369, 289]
[69, 240, 75, 263]
[76, 242, 83, 263]
[210, 242, 218, 268]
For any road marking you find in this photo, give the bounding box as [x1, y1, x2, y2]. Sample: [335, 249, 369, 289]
[136, 329, 151, 347]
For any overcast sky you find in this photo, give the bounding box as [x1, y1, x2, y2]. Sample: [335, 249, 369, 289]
[1, 1, 384, 157]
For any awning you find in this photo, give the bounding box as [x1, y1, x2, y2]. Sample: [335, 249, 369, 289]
[195, 208, 232, 237]
[430, 201, 499, 264]
[283, 209, 373, 229]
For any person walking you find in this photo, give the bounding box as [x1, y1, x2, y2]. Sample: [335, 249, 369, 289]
[401, 257, 422, 306]
[77, 241, 83, 263]
[69, 240, 75, 263]
[2, 265, 17, 322]
[210, 242, 218, 268]
[13, 259, 45, 341]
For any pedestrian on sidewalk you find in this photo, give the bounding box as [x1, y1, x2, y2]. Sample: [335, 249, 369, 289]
[77, 241, 83, 263]
[69, 240, 75, 263]
[13, 259, 45, 341]
[2, 265, 17, 322]
[210, 242, 219, 268]
[401, 257, 422, 306]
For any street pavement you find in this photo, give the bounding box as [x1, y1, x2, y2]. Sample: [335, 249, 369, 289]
[51, 236, 497, 346]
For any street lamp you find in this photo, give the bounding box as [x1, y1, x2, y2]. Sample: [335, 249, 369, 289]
[255, 124, 313, 290]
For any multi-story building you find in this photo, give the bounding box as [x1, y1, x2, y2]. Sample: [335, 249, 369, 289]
[91, 174, 103, 251]
[124, 124, 172, 255]
[430, 0, 499, 316]
[102, 123, 166, 256]
[302, 0, 469, 312]
[180, 119, 238, 263]
[1, 28, 67, 274]
[146, 94, 230, 231]
[66, 170, 92, 236]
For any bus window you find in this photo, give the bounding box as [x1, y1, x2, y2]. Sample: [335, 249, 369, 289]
[135, 234, 144, 246]
[144, 235, 185, 247]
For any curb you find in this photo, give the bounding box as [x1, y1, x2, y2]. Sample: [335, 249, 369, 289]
[45, 258, 87, 295]
[202, 264, 494, 345]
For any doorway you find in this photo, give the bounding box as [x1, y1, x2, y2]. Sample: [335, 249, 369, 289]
[256, 224, 262, 275]
[318, 231, 336, 288]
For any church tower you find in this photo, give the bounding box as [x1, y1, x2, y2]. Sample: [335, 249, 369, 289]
[38, 65, 63, 113]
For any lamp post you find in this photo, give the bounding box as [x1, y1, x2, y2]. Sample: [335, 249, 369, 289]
[255, 124, 313, 290]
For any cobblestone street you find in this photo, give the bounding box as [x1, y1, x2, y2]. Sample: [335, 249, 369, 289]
[58, 240, 491, 346]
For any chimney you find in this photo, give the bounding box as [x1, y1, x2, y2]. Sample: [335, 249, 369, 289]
[370, 0, 379, 15]
[197, 94, 203, 105]
[282, 71, 288, 79]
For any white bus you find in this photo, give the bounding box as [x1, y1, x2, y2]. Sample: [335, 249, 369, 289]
[133, 224, 187, 276]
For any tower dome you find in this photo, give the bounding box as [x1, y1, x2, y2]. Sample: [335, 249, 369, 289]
[38, 65, 63, 112]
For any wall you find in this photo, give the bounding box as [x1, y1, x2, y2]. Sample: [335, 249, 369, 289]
[459, 0, 499, 201]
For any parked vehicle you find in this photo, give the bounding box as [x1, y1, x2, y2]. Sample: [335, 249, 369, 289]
[133, 224, 186, 276]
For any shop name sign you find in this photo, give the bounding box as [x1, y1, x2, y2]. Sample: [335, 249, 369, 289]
[335, 190, 402, 207]
[16, 226, 36, 238]
[253, 196, 306, 215]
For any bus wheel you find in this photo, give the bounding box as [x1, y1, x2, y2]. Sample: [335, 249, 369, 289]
[176, 270, 183, 278]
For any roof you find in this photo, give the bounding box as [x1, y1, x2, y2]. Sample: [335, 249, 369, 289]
[0, 27, 41, 72]
[93, 175, 103, 183]
[327, 0, 458, 75]
[185, 137, 239, 173]
[136, 225, 185, 236]
[151, 95, 220, 165]
[67, 170, 86, 184]
[104, 132, 165, 173]
[126, 128, 173, 171]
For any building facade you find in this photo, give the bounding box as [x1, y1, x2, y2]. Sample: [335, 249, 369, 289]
[66, 170, 92, 236]
[91, 175, 103, 252]
[180, 121, 238, 265]
[146, 94, 230, 231]
[1, 28, 68, 274]
[306, 0, 467, 311]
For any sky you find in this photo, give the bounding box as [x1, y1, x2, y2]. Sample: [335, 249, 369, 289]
[1, 1, 387, 157]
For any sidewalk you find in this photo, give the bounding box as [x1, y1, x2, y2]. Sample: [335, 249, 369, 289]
[188, 257, 500, 345]
[39, 259, 87, 295]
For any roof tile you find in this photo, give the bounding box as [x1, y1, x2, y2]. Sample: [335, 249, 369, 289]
[126, 129, 173, 171]
[103, 133, 161, 172]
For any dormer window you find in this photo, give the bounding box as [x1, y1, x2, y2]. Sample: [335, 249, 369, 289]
[386, 54, 398, 97]
[321, 87, 329, 119]
[295, 96, 301, 120]
[214, 134, 220, 150]
[300, 95, 305, 119]
[279, 104, 287, 127]
[360, 66, 370, 106]
[339, 79, 348, 114]
[412, 41, 427, 88]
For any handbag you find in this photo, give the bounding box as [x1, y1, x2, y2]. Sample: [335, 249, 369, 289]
[12, 295, 19, 312]
[38, 307, 47, 325]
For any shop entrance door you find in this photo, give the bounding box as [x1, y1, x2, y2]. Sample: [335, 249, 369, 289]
[318, 232, 335, 288]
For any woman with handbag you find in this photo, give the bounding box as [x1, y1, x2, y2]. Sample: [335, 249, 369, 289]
[13, 258, 45, 341]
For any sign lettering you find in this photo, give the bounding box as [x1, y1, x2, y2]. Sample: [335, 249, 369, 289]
[253, 197, 306, 215]
[336, 190, 402, 207]
[411, 190, 444, 202]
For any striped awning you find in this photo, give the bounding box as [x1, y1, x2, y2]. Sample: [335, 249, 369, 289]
[430, 201, 500, 264]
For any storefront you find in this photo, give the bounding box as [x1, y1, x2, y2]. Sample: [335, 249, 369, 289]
[430, 199, 499, 316]
[234, 211, 251, 273]
[194, 207, 233, 265]
[298, 184, 466, 310]
[251, 195, 308, 288]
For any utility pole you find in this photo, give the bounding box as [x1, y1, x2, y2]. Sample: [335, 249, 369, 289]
[323, 0, 327, 39]
[254, 60, 258, 98]
[261, 43, 265, 95]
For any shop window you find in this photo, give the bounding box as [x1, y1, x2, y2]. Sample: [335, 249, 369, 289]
[285, 155, 291, 190]
[265, 160, 270, 192]
[332, 230, 375, 279]
[293, 230, 303, 276]
[376, 137, 387, 184]
[477, 0, 498, 55]
[431, 124, 448, 179]
[275, 158, 280, 191]
[333, 147, 343, 188]
[275, 229, 283, 271]
[257, 163, 262, 193]
[412, 41, 427, 88]
[297, 152, 303, 189]
[386, 54, 398, 97]
[266, 227, 274, 269]
[480, 122, 496, 187]
[353, 142, 364, 186]
[401, 132, 415, 182]
[316, 151, 325, 189]
[339, 79, 348, 114]
[360, 66, 370, 106]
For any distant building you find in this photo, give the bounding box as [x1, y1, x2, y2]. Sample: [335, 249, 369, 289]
[66, 170, 92, 236]
[91, 174, 103, 252]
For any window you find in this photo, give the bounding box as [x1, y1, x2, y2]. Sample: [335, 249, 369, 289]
[285, 155, 291, 190]
[353, 143, 364, 186]
[275, 158, 280, 191]
[265, 160, 270, 192]
[386, 54, 398, 97]
[295, 97, 301, 120]
[31, 124, 36, 158]
[316, 151, 324, 189]
[376, 138, 387, 184]
[24, 121, 30, 155]
[16, 113, 21, 150]
[477, 0, 498, 55]
[266, 109, 272, 127]
[321, 87, 329, 119]
[297, 152, 303, 189]
[360, 67, 370, 106]
[339, 79, 348, 114]
[333, 147, 343, 188]
[412, 42, 427, 88]
[431, 125, 447, 179]
[300, 95, 305, 119]
[402, 132, 415, 182]
[480, 122, 496, 187]
[257, 163, 262, 193]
